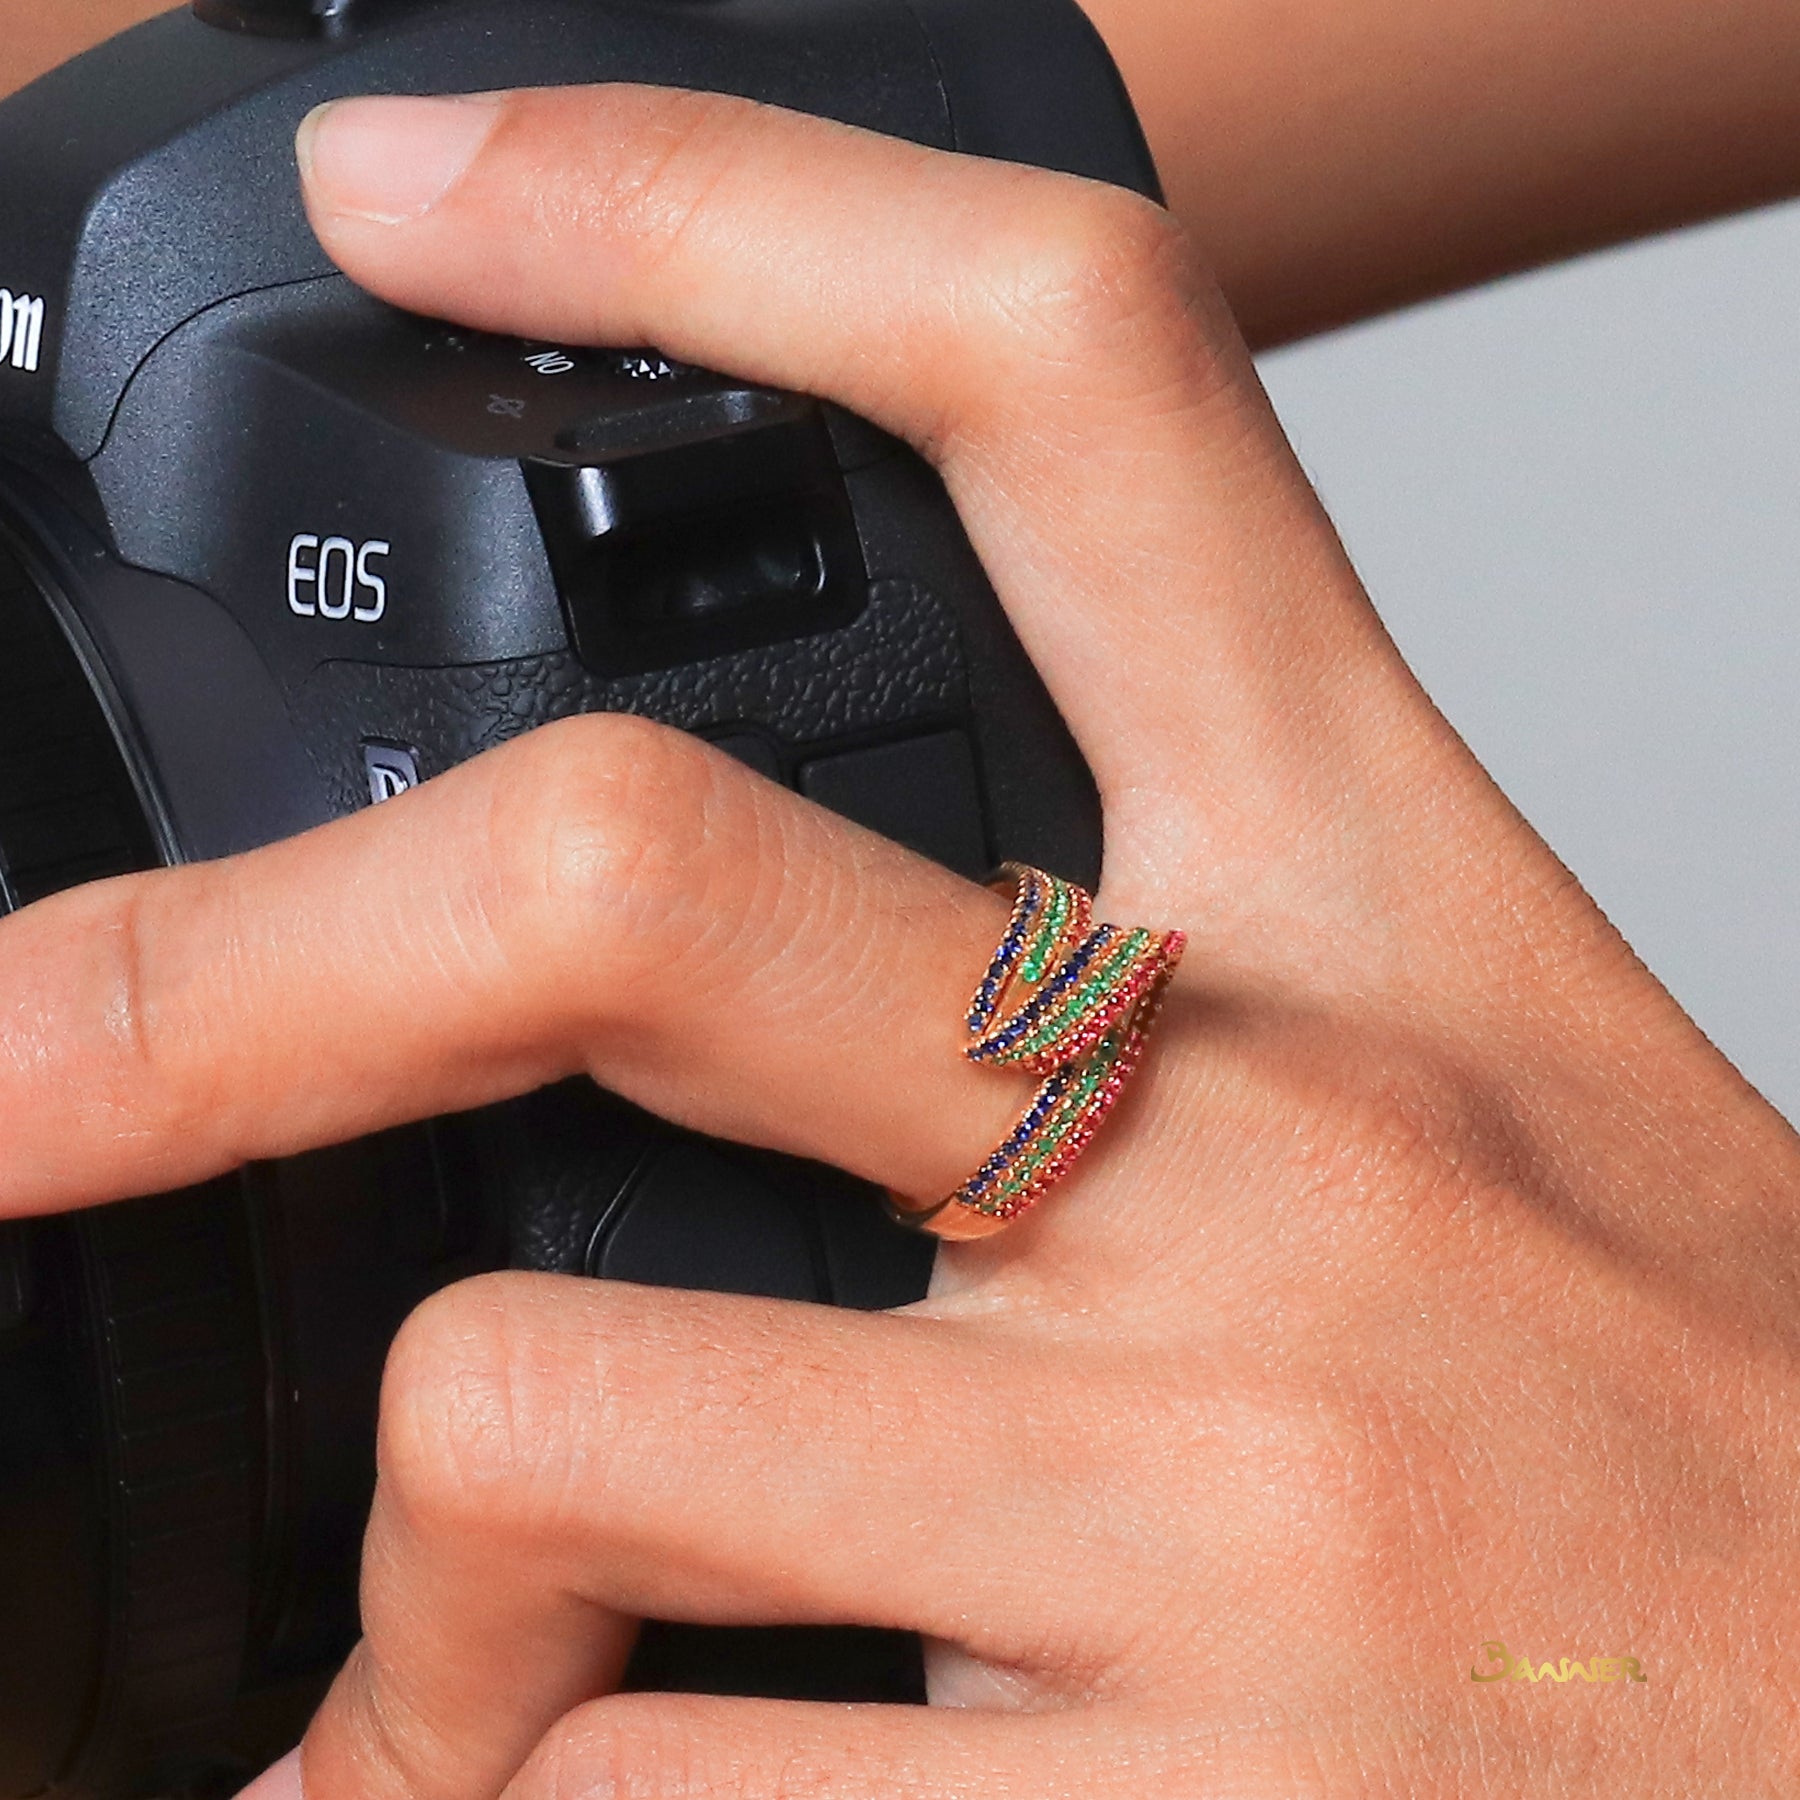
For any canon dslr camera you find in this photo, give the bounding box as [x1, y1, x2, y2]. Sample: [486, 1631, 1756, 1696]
[0, 1, 1155, 1793]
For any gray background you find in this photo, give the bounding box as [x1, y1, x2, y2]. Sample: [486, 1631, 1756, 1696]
[1257, 201, 1800, 1125]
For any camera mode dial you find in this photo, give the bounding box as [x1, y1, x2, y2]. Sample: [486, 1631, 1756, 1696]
[192, 0, 359, 37]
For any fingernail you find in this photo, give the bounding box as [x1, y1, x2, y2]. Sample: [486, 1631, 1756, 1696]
[234, 1748, 303, 1800]
[297, 94, 502, 224]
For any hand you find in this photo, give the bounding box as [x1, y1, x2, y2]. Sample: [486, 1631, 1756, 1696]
[5, 85, 1797, 1796]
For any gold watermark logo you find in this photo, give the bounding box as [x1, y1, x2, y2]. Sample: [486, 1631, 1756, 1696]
[1472, 1641, 1646, 1685]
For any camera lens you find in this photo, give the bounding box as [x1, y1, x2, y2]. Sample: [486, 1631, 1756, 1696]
[0, 525, 287, 1800]
[0, 528, 171, 1792]
[0, 1212, 107, 1799]
[0, 517, 521, 1798]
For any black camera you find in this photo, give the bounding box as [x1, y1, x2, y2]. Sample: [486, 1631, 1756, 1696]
[0, 2, 1154, 1793]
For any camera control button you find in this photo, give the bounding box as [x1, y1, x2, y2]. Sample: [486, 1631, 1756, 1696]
[363, 742, 421, 805]
[588, 1140, 823, 1303]
[799, 731, 990, 880]
[705, 732, 783, 782]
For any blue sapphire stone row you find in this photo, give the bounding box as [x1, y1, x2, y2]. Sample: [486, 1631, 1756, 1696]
[960, 1064, 1076, 1203]
[971, 925, 1115, 1063]
[966, 868, 1043, 1034]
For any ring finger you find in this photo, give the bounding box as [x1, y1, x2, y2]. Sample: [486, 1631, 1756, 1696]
[297, 1275, 1151, 1800]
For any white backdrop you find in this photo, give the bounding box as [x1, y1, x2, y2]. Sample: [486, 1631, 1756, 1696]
[1259, 200, 1800, 1124]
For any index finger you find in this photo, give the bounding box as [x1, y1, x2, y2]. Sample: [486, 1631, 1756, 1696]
[0, 715, 1027, 1218]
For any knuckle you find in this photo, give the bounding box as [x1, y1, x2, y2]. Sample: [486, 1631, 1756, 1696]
[520, 86, 756, 274]
[376, 1272, 580, 1548]
[611, 91, 763, 277]
[532, 1700, 699, 1800]
[89, 880, 171, 1113]
[480, 714, 727, 975]
[529, 1698, 833, 1800]
[84, 874, 212, 1150]
[984, 185, 1205, 374]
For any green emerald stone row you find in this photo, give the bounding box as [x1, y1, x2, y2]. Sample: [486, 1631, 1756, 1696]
[972, 1028, 1127, 1214]
[1022, 879, 1075, 983]
[1015, 928, 1154, 1061]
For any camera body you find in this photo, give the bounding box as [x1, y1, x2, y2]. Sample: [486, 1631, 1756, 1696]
[0, 3, 1155, 1794]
